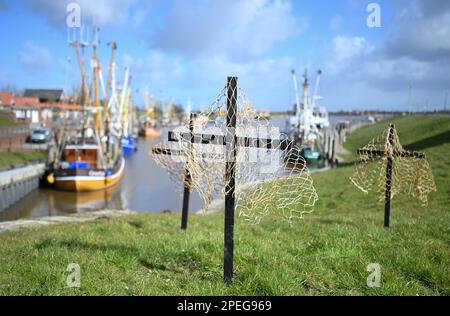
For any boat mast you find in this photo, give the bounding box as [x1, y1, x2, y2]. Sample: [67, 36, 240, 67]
[291, 69, 301, 127]
[103, 42, 117, 136]
[72, 41, 89, 143]
[186, 99, 192, 120]
[123, 75, 132, 138]
[119, 67, 130, 138]
[153, 95, 158, 123]
[312, 70, 322, 109]
[302, 69, 310, 145]
[92, 27, 101, 135]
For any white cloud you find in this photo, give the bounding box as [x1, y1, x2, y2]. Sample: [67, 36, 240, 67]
[120, 50, 296, 109]
[187, 55, 296, 108]
[325, 35, 372, 75]
[19, 41, 53, 70]
[318, 0, 450, 110]
[361, 57, 431, 81]
[121, 50, 185, 92]
[384, 1, 450, 60]
[152, 0, 306, 60]
[333, 36, 372, 61]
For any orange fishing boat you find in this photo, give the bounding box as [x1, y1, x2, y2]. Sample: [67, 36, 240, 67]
[140, 121, 161, 138]
[50, 135, 124, 192]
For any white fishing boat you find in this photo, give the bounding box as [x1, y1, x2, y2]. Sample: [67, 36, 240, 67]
[287, 69, 329, 133]
[286, 69, 329, 166]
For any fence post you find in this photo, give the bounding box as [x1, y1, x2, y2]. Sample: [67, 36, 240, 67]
[224, 76, 237, 284]
[384, 124, 395, 228]
[181, 113, 195, 230]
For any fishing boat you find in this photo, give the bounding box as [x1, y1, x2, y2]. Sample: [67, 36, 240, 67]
[141, 122, 162, 137]
[139, 89, 162, 138]
[119, 68, 138, 154]
[121, 136, 136, 153]
[286, 69, 327, 167]
[49, 33, 127, 191]
[51, 133, 124, 192]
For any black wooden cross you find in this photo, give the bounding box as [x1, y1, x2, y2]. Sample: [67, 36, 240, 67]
[152, 77, 290, 284]
[356, 124, 425, 228]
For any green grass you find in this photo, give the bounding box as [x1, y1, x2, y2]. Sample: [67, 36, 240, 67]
[344, 115, 450, 162]
[0, 117, 16, 127]
[0, 115, 449, 295]
[0, 151, 48, 169]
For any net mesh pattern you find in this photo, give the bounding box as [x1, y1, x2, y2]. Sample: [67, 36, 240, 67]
[350, 125, 436, 206]
[151, 81, 318, 224]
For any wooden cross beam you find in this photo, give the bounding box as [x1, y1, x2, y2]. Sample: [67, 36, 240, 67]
[151, 148, 184, 156]
[357, 149, 425, 159]
[167, 131, 290, 150]
[357, 124, 426, 228]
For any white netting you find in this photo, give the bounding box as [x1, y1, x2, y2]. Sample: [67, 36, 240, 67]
[350, 125, 436, 205]
[151, 80, 318, 224]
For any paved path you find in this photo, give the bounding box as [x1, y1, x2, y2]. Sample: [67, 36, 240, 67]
[0, 210, 136, 233]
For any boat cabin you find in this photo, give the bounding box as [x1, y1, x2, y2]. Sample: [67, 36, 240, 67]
[61, 144, 100, 169]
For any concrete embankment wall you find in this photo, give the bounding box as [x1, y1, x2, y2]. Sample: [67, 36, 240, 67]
[0, 163, 45, 211]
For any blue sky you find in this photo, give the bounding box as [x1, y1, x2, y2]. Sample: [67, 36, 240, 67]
[0, 0, 449, 112]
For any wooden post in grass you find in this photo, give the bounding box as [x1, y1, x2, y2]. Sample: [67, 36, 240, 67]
[384, 124, 394, 228]
[224, 76, 237, 284]
[181, 113, 195, 230]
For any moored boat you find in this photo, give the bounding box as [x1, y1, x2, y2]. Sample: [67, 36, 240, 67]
[121, 136, 136, 154]
[140, 90, 162, 138]
[52, 136, 124, 192]
[140, 121, 161, 138]
[286, 69, 327, 167]
[49, 32, 128, 192]
[145, 129, 162, 138]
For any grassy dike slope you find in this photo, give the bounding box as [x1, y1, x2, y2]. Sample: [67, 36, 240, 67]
[0, 115, 448, 295]
[0, 151, 47, 169]
[0, 117, 47, 168]
[0, 117, 16, 127]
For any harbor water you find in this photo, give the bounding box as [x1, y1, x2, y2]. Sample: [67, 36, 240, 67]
[0, 132, 203, 222]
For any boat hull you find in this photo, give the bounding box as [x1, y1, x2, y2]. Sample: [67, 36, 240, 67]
[140, 127, 161, 138]
[122, 146, 134, 154]
[54, 159, 125, 192]
[121, 137, 136, 154]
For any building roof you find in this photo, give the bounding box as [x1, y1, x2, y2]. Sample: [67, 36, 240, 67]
[14, 97, 41, 107]
[13, 98, 82, 111]
[24, 89, 63, 102]
[54, 103, 83, 111]
[0, 92, 14, 106]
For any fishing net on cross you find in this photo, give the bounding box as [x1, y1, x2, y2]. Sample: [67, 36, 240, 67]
[349, 125, 436, 206]
[151, 81, 318, 224]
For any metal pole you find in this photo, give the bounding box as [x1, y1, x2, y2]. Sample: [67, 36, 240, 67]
[224, 77, 237, 284]
[181, 186, 190, 230]
[384, 124, 395, 228]
[181, 113, 194, 230]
